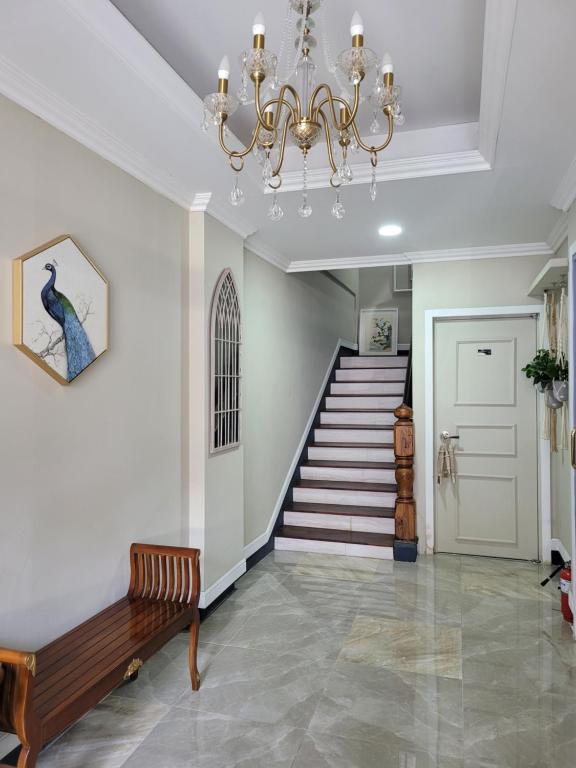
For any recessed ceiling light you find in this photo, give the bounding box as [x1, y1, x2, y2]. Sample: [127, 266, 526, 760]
[379, 224, 403, 237]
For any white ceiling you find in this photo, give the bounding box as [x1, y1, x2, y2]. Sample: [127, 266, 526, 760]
[110, 0, 485, 140]
[0, 0, 574, 270]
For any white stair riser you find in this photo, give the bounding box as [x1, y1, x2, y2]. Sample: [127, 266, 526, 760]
[301, 466, 395, 484]
[275, 537, 393, 560]
[341, 357, 408, 369]
[331, 383, 404, 396]
[308, 446, 394, 462]
[314, 429, 393, 445]
[320, 411, 395, 427]
[336, 369, 407, 382]
[326, 396, 403, 410]
[284, 511, 395, 534]
[294, 487, 396, 507]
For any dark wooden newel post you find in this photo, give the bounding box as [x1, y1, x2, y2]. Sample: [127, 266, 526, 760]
[393, 404, 417, 560]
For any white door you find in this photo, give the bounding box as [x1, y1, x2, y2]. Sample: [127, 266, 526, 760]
[435, 316, 539, 559]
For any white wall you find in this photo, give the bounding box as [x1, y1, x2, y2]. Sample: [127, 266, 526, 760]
[359, 266, 412, 345]
[0, 95, 188, 647]
[243, 252, 358, 547]
[412, 254, 550, 553]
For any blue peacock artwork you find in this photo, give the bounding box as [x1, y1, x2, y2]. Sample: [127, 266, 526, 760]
[41, 263, 96, 381]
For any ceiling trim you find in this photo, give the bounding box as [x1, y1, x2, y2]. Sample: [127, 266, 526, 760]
[0, 52, 195, 211]
[547, 214, 569, 252]
[478, 0, 518, 166]
[191, 193, 257, 239]
[286, 242, 553, 273]
[245, 235, 292, 272]
[551, 153, 576, 212]
[275, 150, 490, 193]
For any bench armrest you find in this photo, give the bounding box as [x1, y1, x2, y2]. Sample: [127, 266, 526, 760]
[128, 543, 200, 607]
[0, 647, 36, 677]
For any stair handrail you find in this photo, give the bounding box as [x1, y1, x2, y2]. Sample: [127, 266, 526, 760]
[402, 343, 412, 408]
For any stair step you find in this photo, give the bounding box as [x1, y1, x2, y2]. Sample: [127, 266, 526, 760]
[301, 463, 396, 485]
[306, 460, 395, 468]
[308, 445, 395, 464]
[340, 357, 408, 369]
[317, 424, 394, 430]
[289, 502, 395, 518]
[296, 479, 397, 492]
[312, 443, 393, 450]
[275, 526, 394, 559]
[283, 511, 395, 535]
[336, 369, 406, 382]
[330, 383, 404, 396]
[320, 411, 395, 426]
[314, 428, 393, 445]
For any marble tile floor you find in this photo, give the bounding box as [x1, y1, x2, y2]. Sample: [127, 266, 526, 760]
[2, 551, 576, 767]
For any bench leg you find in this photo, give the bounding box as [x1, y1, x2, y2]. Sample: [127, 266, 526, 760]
[17, 742, 40, 768]
[189, 607, 200, 691]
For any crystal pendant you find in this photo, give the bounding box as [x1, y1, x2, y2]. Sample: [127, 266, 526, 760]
[350, 134, 360, 154]
[200, 107, 209, 133]
[337, 148, 353, 184]
[267, 191, 284, 222]
[262, 153, 273, 186]
[298, 194, 313, 218]
[370, 114, 380, 135]
[369, 166, 377, 202]
[331, 190, 345, 220]
[394, 112, 406, 127]
[229, 173, 245, 207]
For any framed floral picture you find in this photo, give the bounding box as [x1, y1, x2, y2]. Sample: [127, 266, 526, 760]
[359, 308, 398, 356]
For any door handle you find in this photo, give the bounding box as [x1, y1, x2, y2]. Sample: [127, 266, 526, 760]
[572, 429, 576, 470]
[441, 431, 460, 441]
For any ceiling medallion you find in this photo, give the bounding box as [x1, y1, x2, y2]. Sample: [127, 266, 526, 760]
[202, 0, 404, 221]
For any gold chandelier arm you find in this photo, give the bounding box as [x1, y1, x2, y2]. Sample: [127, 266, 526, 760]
[255, 80, 300, 129]
[218, 120, 259, 160]
[311, 82, 361, 132]
[351, 110, 394, 154]
[318, 109, 338, 174]
[271, 112, 291, 178]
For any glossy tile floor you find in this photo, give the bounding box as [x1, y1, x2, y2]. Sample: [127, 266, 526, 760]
[2, 551, 575, 767]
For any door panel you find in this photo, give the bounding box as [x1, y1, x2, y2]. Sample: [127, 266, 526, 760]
[435, 317, 538, 559]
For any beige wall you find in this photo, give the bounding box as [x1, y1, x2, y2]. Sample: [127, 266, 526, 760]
[412, 254, 549, 554]
[359, 266, 412, 346]
[243, 252, 358, 547]
[0, 95, 189, 647]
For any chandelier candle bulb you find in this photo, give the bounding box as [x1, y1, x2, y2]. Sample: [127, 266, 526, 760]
[382, 52, 394, 87]
[263, 103, 274, 128]
[350, 11, 364, 47]
[253, 11, 266, 49]
[217, 55, 230, 93]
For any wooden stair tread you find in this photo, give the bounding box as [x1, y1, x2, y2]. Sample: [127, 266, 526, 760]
[288, 502, 395, 518]
[312, 442, 393, 449]
[305, 460, 395, 469]
[317, 424, 394, 431]
[296, 479, 397, 492]
[277, 525, 395, 547]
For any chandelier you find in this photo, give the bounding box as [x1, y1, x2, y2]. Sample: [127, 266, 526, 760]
[202, 0, 404, 221]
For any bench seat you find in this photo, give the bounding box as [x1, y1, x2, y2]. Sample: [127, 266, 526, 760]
[0, 543, 201, 768]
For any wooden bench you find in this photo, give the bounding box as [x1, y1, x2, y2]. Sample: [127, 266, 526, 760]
[0, 543, 200, 768]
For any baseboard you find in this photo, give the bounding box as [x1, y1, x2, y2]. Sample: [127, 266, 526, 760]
[550, 537, 571, 564]
[243, 337, 358, 561]
[198, 558, 246, 609]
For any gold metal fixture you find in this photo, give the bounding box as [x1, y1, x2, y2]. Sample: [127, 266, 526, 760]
[123, 658, 144, 680]
[25, 654, 37, 677]
[202, 2, 404, 218]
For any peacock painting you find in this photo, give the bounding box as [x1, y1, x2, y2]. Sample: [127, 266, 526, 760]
[13, 235, 108, 384]
[41, 263, 96, 382]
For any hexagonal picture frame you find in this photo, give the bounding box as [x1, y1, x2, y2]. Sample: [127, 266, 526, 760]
[13, 235, 108, 384]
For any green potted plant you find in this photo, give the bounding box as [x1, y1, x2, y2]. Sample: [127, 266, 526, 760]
[522, 349, 569, 408]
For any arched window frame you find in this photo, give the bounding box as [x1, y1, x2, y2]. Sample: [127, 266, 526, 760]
[210, 269, 242, 454]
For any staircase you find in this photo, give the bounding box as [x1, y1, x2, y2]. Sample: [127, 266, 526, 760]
[275, 354, 409, 560]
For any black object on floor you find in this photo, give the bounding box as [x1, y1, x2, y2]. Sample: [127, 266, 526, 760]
[394, 539, 418, 562]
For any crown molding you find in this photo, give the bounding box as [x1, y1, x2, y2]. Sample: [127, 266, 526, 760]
[478, 0, 518, 166]
[245, 235, 291, 272]
[551, 153, 576, 212]
[547, 213, 569, 252]
[191, 192, 257, 240]
[276, 149, 490, 193]
[286, 242, 553, 273]
[0, 53, 196, 211]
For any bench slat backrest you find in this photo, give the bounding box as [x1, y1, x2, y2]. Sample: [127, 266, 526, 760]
[128, 544, 200, 606]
